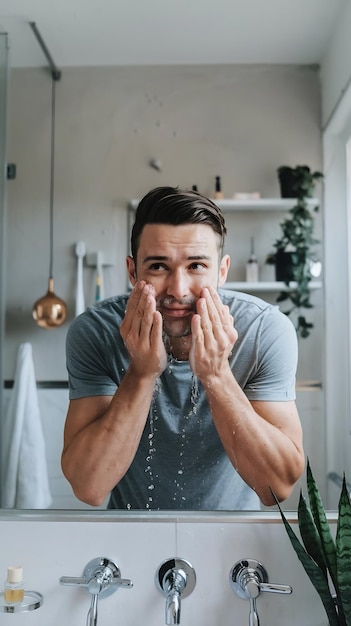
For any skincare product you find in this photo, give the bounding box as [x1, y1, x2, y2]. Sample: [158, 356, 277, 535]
[4, 566, 24, 604]
[246, 237, 259, 282]
[213, 176, 224, 199]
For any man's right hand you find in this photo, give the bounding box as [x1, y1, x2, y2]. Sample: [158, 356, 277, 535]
[120, 281, 167, 378]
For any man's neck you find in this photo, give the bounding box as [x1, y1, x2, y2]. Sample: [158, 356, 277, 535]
[165, 335, 191, 361]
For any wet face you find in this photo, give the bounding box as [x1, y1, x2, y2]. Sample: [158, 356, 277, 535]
[127, 223, 229, 339]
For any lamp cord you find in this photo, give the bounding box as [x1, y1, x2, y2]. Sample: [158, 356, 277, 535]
[49, 76, 56, 280]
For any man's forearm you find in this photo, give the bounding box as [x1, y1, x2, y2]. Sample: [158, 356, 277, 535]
[202, 368, 304, 506]
[61, 369, 157, 506]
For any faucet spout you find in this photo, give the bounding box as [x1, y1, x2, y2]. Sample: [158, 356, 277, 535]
[164, 570, 186, 625]
[166, 589, 181, 625]
[87, 593, 98, 626]
[155, 558, 196, 626]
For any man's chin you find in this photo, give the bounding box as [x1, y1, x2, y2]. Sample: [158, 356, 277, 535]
[162, 320, 192, 339]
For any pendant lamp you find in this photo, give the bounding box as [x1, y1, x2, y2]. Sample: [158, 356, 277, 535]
[32, 74, 67, 329]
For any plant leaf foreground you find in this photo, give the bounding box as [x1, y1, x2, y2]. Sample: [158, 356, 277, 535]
[274, 459, 351, 626]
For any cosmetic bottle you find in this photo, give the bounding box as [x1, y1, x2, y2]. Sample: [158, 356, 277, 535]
[246, 237, 259, 282]
[213, 176, 224, 199]
[4, 566, 24, 604]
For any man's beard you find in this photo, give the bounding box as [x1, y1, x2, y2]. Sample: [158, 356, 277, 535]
[156, 296, 197, 338]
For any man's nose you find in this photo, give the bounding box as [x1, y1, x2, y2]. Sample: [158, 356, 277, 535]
[166, 269, 190, 299]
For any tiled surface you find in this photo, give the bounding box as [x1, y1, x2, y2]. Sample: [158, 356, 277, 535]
[0, 514, 330, 626]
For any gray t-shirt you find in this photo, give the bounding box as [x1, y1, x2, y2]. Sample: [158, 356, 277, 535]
[66, 289, 298, 511]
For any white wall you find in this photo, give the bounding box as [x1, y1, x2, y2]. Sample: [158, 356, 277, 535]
[0, 512, 330, 626]
[3, 63, 327, 508]
[320, 0, 351, 505]
[320, 0, 351, 129]
[5, 64, 323, 380]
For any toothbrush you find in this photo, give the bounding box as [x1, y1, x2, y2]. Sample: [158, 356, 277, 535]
[95, 251, 104, 302]
[75, 241, 86, 316]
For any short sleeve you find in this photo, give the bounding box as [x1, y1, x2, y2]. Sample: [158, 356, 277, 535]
[66, 313, 118, 400]
[244, 308, 298, 401]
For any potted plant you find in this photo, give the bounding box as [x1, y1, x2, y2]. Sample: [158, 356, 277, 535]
[266, 165, 324, 339]
[275, 460, 351, 626]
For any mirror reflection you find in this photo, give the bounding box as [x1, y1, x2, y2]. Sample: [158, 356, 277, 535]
[1, 0, 349, 512]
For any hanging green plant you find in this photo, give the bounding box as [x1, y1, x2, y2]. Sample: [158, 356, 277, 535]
[266, 165, 323, 338]
[274, 460, 351, 626]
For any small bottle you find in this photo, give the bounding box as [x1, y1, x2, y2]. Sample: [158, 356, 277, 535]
[191, 185, 198, 192]
[4, 566, 24, 605]
[213, 176, 224, 199]
[246, 237, 259, 282]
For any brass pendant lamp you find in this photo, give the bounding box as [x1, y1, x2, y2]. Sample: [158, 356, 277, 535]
[32, 25, 67, 328]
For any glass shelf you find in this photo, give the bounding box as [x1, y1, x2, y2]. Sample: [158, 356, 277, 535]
[0, 590, 43, 613]
[224, 281, 322, 292]
[129, 197, 319, 212]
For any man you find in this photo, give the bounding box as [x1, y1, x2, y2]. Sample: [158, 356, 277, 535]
[62, 186, 304, 510]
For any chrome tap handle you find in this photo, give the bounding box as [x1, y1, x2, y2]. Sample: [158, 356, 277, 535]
[229, 559, 292, 599]
[60, 557, 133, 600]
[230, 559, 292, 626]
[259, 582, 292, 594]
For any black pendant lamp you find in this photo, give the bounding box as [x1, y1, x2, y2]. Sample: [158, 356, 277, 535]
[31, 24, 67, 329]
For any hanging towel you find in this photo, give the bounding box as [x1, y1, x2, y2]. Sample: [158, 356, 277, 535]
[2, 343, 52, 509]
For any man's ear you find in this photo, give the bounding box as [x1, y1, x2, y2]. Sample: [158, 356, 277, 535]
[126, 256, 137, 285]
[218, 254, 230, 287]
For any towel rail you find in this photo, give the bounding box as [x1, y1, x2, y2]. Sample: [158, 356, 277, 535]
[4, 380, 68, 389]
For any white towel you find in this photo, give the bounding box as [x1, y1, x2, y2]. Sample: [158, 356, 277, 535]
[2, 343, 52, 509]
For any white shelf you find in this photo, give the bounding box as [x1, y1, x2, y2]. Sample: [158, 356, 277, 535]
[129, 198, 319, 212]
[216, 198, 319, 212]
[224, 281, 322, 292]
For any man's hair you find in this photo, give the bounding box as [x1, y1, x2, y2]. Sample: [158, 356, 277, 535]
[131, 186, 227, 260]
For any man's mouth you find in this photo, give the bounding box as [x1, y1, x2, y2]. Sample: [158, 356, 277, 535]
[162, 307, 194, 319]
[158, 299, 197, 319]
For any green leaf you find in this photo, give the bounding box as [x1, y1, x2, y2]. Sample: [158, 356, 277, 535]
[336, 477, 351, 624]
[297, 491, 327, 573]
[275, 498, 340, 626]
[306, 460, 337, 586]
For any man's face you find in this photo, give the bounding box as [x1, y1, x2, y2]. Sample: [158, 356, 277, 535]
[128, 223, 229, 338]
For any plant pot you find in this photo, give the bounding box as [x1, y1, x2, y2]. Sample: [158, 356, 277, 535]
[277, 167, 297, 198]
[275, 250, 295, 282]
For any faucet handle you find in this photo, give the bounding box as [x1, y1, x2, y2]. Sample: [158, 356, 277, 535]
[229, 558, 292, 600]
[230, 559, 292, 626]
[60, 557, 133, 599]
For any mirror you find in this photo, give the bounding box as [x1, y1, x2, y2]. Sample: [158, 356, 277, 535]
[0, 1, 347, 513]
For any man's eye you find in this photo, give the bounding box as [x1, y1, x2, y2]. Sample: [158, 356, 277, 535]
[148, 263, 167, 271]
[189, 263, 206, 271]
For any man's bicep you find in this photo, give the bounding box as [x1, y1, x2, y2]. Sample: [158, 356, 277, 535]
[251, 399, 303, 446]
[63, 395, 113, 448]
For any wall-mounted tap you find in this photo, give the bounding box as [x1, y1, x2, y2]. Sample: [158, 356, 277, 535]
[155, 558, 196, 625]
[60, 557, 133, 626]
[229, 558, 292, 626]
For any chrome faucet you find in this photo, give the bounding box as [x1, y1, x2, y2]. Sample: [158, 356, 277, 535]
[155, 558, 196, 625]
[60, 557, 133, 626]
[229, 558, 292, 626]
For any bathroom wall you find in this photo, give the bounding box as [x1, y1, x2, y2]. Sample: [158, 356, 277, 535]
[5, 64, 323, 381]
[0, 512, 330, 626]
[3, 63, 325, 508]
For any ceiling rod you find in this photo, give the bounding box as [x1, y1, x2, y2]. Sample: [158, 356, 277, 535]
[29, 21, 61, 82]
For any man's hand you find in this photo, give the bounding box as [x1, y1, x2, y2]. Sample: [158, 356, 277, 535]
[189, 286, 237, 381]
[120, 281, 167, 377]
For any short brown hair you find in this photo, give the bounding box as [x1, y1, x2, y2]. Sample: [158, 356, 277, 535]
[131, 186, 227, 260]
